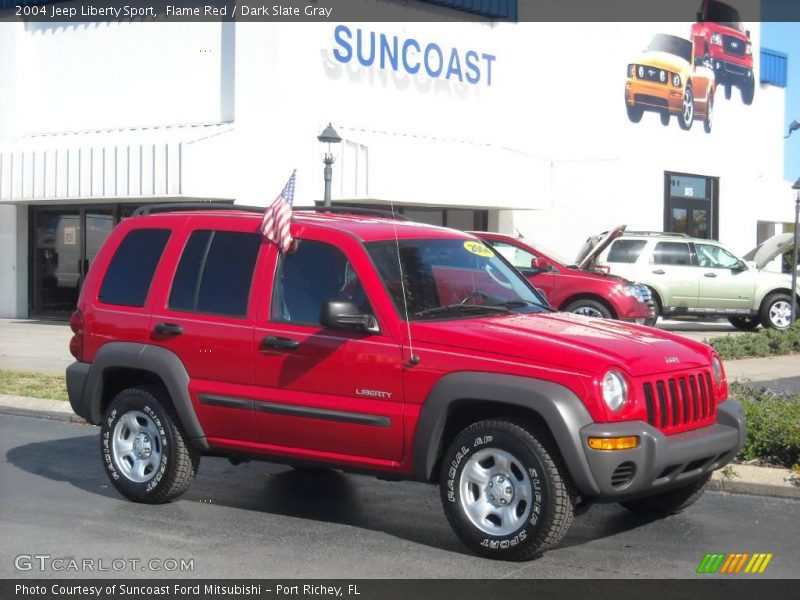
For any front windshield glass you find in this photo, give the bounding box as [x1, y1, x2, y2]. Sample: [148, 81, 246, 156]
[648, 34, 692, 63]
[366, 238, 549, 321]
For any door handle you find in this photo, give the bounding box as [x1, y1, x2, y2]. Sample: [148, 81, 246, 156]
[153, 322, 184, 336]
[704, 272, 718, 278]
[652, 269, 666, 275]
[261, 336, 300, 351]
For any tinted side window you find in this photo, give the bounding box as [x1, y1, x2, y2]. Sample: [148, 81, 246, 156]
[652, 242, 691, 266]
[169, 230, 261, 318]
[99, 228, 170, 307]
[272, 240, 371, 326]
[607, 240, 647, 263]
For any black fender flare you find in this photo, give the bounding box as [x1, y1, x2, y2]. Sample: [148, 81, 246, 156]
[80, 342, 207, 447]
[412, 372, 601, 495]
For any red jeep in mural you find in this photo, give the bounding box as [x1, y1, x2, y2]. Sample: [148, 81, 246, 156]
[625, 34, 716, 133]
[691, 0, 754, 105]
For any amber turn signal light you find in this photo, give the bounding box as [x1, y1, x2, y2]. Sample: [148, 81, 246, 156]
[587, 436, 640, 451]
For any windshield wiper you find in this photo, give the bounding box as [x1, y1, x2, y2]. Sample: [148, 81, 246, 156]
[413, 304, 512, 318]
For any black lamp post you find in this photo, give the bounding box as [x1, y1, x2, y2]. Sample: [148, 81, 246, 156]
[317, 123, 342, 207]
[791, 177, 800, 325]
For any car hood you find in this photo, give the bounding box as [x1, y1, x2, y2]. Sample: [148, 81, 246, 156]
[631, 51, 689, 74]
[742, 233, 794, 270]
[411, 311, 711, 378]
[575, 225, 626, 270]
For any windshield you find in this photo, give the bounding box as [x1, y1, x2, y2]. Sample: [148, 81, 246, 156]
[366, 238, 549, 321]
[647, 34, 692, 63]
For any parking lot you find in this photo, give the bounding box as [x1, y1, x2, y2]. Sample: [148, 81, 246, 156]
[2, 413, 799, 579]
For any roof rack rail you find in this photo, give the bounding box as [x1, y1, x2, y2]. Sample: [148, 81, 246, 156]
[131, 203, 409, 221]
[131, 202, 260, 216]
[623, 231, 691, 238]
[295, 206, 409, 221]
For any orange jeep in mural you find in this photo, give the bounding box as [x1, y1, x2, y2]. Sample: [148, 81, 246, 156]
[625, 34, 715, 133]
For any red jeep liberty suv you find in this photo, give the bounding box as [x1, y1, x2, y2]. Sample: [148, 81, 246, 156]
[67, 205, 745, 561]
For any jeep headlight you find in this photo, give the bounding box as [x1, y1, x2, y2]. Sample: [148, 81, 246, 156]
[711, 32, 722, 45]
[672, 73, 681, 87]
[602, 370, 628, 412]
[712, 356, 723, 386]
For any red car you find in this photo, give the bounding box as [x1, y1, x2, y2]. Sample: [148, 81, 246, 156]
[477, 232, 655, 325]
[691, 0, 754, 105]
[67, 205, 743, 560]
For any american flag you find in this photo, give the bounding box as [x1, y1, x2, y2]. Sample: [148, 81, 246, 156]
[260, 170, 296, 253]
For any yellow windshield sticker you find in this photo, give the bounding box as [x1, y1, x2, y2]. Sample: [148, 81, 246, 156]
[463, 241, 494, 257]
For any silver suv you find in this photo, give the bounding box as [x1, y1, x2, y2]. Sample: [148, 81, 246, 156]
[577, 228, 798, 330]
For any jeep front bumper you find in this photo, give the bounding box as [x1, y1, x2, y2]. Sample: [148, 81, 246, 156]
[579, 400, 745, 501]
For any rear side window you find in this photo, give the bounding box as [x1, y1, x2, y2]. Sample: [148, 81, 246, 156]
[652, 242, 691, 266]
[98, 228, 171, 307]
[169, 230, 261, 318]
[607, 239, 646, 263]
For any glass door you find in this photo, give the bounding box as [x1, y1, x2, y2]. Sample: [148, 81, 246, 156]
[31, 207, 115, 317]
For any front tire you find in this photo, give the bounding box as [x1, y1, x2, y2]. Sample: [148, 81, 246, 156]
[703, 91, 713, 134]
[101, 387, 200, 504]
[728, 316, 759, 331]
[759, 293, 796, 330]
[741, 77, 755, 105]
[626, 102, 643, 123]
[620, 474, 710, 516]
[678, 85, 694, 130]
[564, 298, 613, 319]
[440, 419, 575, 561]
[660, 111, 670, 126]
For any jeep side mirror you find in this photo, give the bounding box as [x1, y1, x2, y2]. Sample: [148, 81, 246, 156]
[531, 257, 547, 271]
[734, 260, 748, 271]
[319, 300, 377, 333]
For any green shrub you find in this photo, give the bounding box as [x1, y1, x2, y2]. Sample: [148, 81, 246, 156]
[732, 382, 800, 468]
[709, 323, 800, 360]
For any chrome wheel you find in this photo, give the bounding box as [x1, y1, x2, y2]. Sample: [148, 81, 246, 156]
[573, 306, 604, 318]
[459, 448, 532, 536]
[682, 90, 694, 123]
[769, 300, 792, 329]
[112, 410, 163, 483]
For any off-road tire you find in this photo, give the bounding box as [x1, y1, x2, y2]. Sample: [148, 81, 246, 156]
[101, 386, 199, 504]
[659, 111, 670, 126]
[440, 419, 575, 561]
[620, 474, 710, 516]
[728, 316, 759, 331]
[564, 298, 613, 319]
[759, 292, 796, 330]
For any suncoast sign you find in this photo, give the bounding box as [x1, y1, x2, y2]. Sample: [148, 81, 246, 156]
[332, 25, 497, 87]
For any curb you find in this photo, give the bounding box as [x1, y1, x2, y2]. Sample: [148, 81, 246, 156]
[1, 395, 798, 500]
[0, 394, 87, 425]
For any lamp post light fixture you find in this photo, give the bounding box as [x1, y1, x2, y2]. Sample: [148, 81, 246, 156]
[791, 177, 800, 326]
[317, 123, 342, 207]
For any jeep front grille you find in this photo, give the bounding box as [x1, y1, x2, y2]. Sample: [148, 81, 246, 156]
[641, 370, 716, 434]
[722, 35, 746, 57]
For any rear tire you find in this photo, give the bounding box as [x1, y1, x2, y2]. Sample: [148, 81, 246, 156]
[728, 316, 759, 331]
[101, 387, 200, 504]
[620, 474, 710, 516]
[759, 293, 796, 330]
[564, 298, 613, 319]
[440, 419, 575, 561]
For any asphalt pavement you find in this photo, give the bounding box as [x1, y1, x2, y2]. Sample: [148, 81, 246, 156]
[2, 414, 798, 579]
